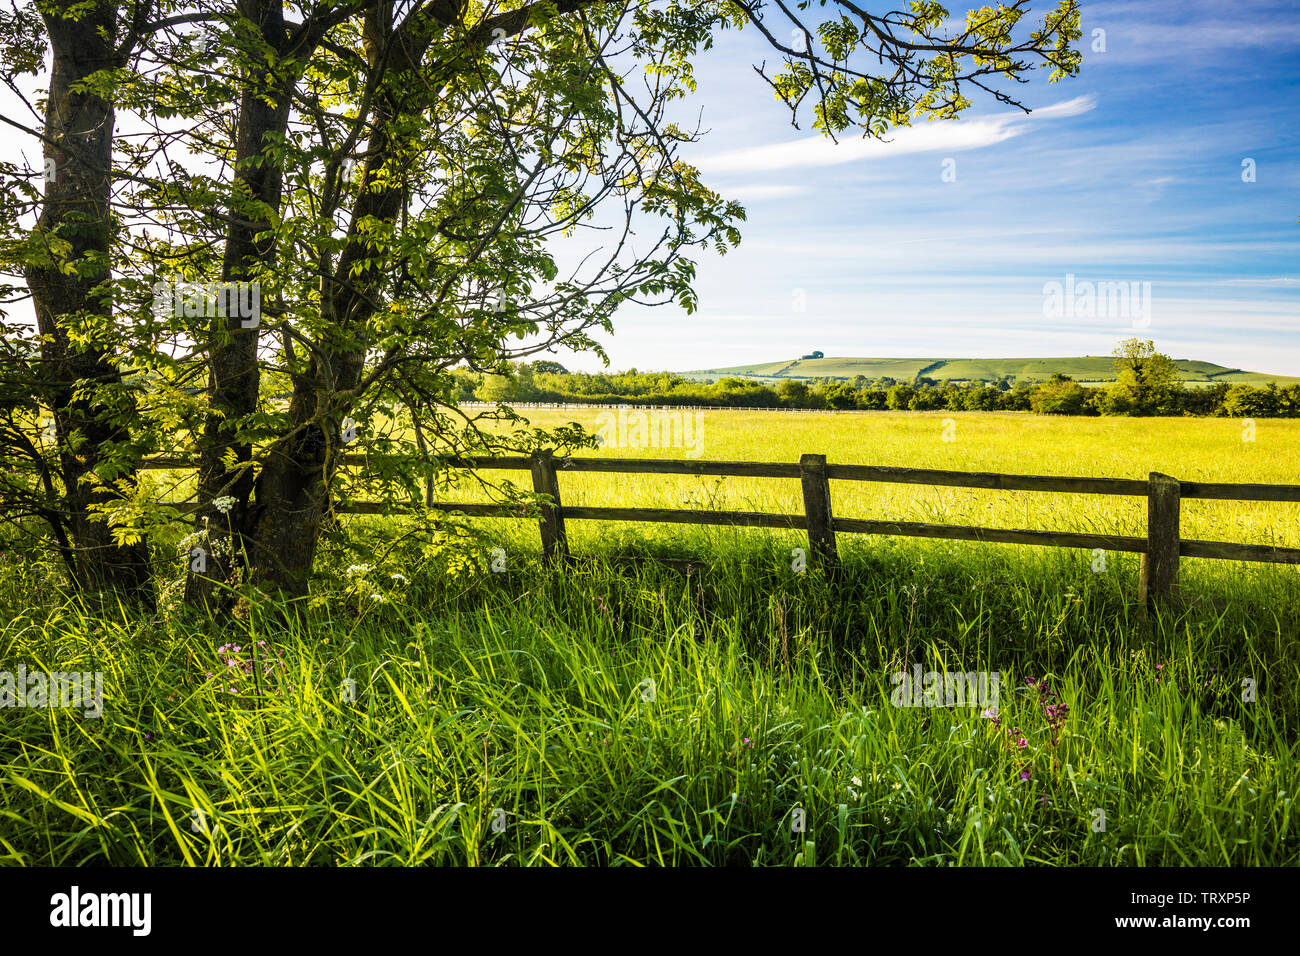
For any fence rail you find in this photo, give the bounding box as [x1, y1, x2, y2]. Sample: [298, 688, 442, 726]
[143, 452, 1300, 609]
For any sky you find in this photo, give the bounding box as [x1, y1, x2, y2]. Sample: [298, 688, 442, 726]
[568, 0, 1300, 376]
[3, 1, 1296, 378]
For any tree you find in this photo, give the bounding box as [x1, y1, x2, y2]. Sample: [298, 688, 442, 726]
[1181, 382, 1229, 416]
[962, 385, 1001, 411]
[1222, 383, 1280, 419]
[1030, 373, 1090, 415]
[821, 382, 858, 410]
[1, 0, 155, 602]
[908, 388, 944, 411]
[2, 0, 1083, 606]
[1103, 338, 1183, 415]
[1280, 384, 1300, 417]
[999, 388, 1032, 411]
[775, 379, 811, 408]
[886, 383, 915, 410]
[854, 388, 887, 411]
[478, 370, 518, 404]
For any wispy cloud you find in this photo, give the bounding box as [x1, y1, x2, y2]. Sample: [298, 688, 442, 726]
[694, 95, 1098, 174]
[1217, 277, 1300, 287]
[1083, 2, 1300, 64]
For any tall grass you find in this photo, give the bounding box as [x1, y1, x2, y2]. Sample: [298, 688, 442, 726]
[2, 533, 1296, 866]
[4, 411, 1295, 865]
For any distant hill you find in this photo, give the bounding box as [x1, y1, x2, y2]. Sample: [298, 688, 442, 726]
[679, 356, 1300, 386]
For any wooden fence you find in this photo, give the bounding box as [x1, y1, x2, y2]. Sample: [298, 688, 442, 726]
[147, 452, 1300, 609]
[354, 452, 1300, 610]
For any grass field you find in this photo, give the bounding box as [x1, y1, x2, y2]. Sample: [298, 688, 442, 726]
[450, 409, 1300, 555]
[3, 410, 1297, 866]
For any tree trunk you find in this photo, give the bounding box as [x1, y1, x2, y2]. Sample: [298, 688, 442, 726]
[240, 16, 433, 598]
[185, 0, 293, 611]
[246, 394, 334, 598]
[24, 0, 153, 605]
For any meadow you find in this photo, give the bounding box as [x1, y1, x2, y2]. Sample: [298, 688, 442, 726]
[455, 409, 1300, 553]
[2, 410, 1297, 866]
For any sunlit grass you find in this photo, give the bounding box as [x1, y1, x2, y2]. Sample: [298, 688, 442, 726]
[1, 539, 1297, 866]
[438, 409, 1299, 553]
[3, 409, 1297, 866]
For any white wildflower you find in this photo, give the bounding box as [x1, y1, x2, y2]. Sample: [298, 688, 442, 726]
[213, 495, 237, 514]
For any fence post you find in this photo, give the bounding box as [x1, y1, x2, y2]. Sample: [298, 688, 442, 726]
[1139, 471, 1180, 611]
[799, 453, 839, 575]
[531, 449, 569, 564]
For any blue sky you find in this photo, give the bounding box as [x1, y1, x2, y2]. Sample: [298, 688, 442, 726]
[573, 0, 1300, 376]
[3, 1, 1294, 377]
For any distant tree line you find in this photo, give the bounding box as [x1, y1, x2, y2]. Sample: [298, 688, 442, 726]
[458, 340, 1300, 418]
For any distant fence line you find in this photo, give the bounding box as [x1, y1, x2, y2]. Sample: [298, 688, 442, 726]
[143, 452, 1300, 610]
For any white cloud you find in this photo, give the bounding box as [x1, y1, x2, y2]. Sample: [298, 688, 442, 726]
[695, 95, 1098, 174]
[1216, 277, 1300, 287]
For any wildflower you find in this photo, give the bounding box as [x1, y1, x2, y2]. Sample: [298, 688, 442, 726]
[1017, 737, 1028, 749]
[390, 573, 408, 586]
[212, 495, 237, 514]
[1019, 769, 1032, 780]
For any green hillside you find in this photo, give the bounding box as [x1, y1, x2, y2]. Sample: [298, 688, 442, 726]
[681, 356, 1300, 386]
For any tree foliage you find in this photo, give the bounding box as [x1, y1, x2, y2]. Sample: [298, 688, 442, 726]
[0, 0, 1083, 608]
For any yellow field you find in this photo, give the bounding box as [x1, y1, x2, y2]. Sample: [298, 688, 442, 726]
[458, 409, 1300, 551]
